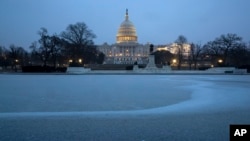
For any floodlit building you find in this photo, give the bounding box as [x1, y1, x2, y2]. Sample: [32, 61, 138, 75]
[156, 43, 191, 59]
[98, 9, 150, 64]
[98, 9, 191, 64]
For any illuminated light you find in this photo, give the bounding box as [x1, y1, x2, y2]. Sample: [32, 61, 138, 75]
[69, 59, 73, 63]
[172, 59, 177, 63]
[15, 59, 19, 62]
[157, 47, 167, 51]
[218, 59, 223, 63]
[211, 65, 214, 68]
[78, 59, 82, 63]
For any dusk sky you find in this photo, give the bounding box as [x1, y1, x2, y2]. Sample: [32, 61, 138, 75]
[0, 0, 250, 50]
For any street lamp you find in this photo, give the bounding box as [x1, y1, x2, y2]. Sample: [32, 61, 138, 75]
[172, 59, 177, 64]
[69, 59, 73, 63]
[218, 59, 223, 63]
[78, 59, 82, 63]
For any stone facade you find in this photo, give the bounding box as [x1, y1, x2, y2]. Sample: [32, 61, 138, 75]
[98, 9, 191, 64]
[98, 42, 150, 64]
[98, 9, 150, 64]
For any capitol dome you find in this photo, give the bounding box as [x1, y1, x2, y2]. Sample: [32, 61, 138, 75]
[116, 9, 137, 43]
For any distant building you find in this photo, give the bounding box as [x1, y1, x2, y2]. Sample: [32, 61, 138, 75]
[156, 43, 191, 59]
[97, 9, 190, 64]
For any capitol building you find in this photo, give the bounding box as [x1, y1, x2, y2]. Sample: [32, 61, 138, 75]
[98, 9, 191, 65]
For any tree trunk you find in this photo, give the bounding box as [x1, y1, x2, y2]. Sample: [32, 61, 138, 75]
[194, 61, 197, 70]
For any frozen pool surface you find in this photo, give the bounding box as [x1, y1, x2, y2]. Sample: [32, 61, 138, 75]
[0, 74, 250, 118]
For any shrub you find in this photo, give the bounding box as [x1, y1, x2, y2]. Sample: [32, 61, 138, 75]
[22, 66, 67, 73]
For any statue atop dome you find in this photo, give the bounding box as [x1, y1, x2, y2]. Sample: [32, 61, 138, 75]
[125, 9, 129, 21]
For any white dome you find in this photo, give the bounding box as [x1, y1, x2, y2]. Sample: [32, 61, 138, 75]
[116, 9, 137, 43]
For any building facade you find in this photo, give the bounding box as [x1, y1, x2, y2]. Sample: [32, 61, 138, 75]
[156, 43, 191, 59]
[98, 9, 191, 64]
[98, 9, 150, 64]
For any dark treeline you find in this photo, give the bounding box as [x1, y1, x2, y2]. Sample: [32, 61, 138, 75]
[155, 34, 250, 70]
[0, 22, 105, 72]
[0, 21, 250, 72]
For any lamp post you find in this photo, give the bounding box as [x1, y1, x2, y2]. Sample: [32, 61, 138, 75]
[172, 59, 177, 64]
[218, 59, 223, 67]
[172, 59, 177, 68]
[78, 59, 82, 63]
[14, 59, 19, 72]
[218, 59, 223, 63]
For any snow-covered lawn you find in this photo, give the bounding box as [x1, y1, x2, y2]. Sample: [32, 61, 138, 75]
[0, 74, 250, 140]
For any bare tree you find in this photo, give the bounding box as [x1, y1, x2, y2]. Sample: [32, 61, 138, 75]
[229, 42, 248, 67]
[203, 41, 222, 66]
[61, 22, 96, 63]
[30, 41, 40, 65]
[204, 33, 246, 66]
[7, 45, 27, 71]
[30, 28, 63, 67]
[175, 35, 187, 70]
[214, 33, 243, 65]
[0, 46, 8, 69]
[189, 43, 203, 70]
[203, 41, 221, 56]
[49, 35, 63, 68]
[36, 28, 51, 67]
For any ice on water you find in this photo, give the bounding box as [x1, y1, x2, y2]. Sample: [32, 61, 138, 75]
[0, 74, 250, 118]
